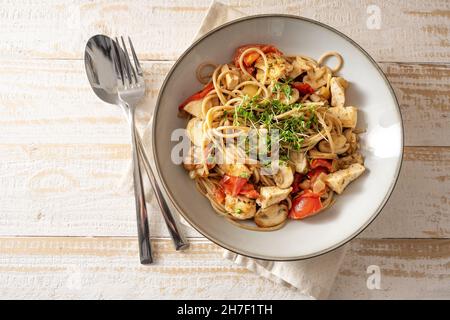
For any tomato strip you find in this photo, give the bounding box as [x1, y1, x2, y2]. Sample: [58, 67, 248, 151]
[292, 82, 315, 95]
[310, 159, 333, 171]
[220, 175, 248, 197]
[232, 44, 283, 70]
[289, 190, 323, 220]
[178, 82, 214, 110]
[239, 183, 260, 199]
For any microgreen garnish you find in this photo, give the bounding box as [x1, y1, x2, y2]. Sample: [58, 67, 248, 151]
[230, 94, 319, 155]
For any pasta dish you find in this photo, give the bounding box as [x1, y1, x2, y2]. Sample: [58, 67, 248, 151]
[178, 44, 365, 231]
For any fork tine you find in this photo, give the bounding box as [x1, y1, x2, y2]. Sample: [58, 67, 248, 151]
[121, 36, 137, 85]
[116, 37, 131, 86]
[115, 37, 129, 86]
[128, 37, 143, 76]
[110, 40, 123, 85]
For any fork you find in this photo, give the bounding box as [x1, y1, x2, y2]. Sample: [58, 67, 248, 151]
[112, 37, 189, 264]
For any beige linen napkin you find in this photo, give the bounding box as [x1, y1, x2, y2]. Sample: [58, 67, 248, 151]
[124, 0, 348, 299]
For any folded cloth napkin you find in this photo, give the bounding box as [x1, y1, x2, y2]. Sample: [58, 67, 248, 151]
[123, 0, 348, 299]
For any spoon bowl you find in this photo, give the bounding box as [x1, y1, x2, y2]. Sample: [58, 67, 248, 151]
[84, 35, 120, 105]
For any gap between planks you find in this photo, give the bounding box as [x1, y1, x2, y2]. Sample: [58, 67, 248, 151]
[0, 60, 449, 146]
[0, 236, 448, 299]
[0, 146, 448, 238]
[0, 0, 449, 63]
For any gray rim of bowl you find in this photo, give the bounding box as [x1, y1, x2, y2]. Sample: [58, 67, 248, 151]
[151, 14, 404, 261]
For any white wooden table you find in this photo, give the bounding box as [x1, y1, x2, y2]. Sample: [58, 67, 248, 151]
[0, 0, 449, 299]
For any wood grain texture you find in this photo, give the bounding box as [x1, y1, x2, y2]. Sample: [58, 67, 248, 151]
[0, 0, 449, 62]
[381, 63, 450, 147]
[0, 60, 448, 146]
[0, 59, 448, 238]
[0, 0, 449, 300]
[360, 146, 450, 239]
[0, 237, 448, 299]
[0, 144, 448, 238]
[331, 239, 450, 299]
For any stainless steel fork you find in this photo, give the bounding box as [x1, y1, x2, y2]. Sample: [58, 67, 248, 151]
[112, 37, 188, 264]
[111, 37, 152, 264]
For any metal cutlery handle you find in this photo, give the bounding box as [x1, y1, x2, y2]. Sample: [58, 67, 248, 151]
[110, 35, 187, 257]
[129, 109, 153, 264]
[135, 130, 189, 251]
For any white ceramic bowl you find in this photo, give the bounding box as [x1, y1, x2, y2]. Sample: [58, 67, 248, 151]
[152, 15, 403, 260]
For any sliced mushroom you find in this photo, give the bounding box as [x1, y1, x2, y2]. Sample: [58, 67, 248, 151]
[241, 84, 258, 97]
[184, 96, 218, 119]
[183, 99, 203, 118]
[330, 77, 348, 108]
[274, 164, 294, 188]
[318, 134, 349, 154]
[328, 106, 358, 128]
[255, 204, 288, 228]
[343, 129, 359, 154]
[287, 56, 312, 79]
[343, 128, 356, 143]
[308, 148, 338, 160]
[289, 151, 309, 174]
[318, 86, 330, 100]
[303, 66, 329, 90]
[317, 74, 331, 100]
[225, 195, 256, 220]
[186, 117, 204, 146]
[334, 134, 348, 148]
[309, 93, 322, 102]
[221, 64, 240, 90]
[281, 88, 299, 105]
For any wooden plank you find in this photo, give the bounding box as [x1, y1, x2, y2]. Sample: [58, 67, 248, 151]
[0, 144, 448, 238]
[0, 143, 201, 238]
[0, 60, 448, 146]
[360, 146, 450, 239]
[380, 63, 450, 147]
[0, 59, 448, 238]
[331, 239, 450, 299]
[0, 0, 447, 302]
[0, 0, 449, 62]
[0, 60, 170, 144]
[0, 237, 447, 299]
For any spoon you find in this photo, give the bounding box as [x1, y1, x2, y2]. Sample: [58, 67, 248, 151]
[84, 35, 189, 254]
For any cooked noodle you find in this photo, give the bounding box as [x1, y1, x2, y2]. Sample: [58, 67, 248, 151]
[180, 44, 365, 231]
